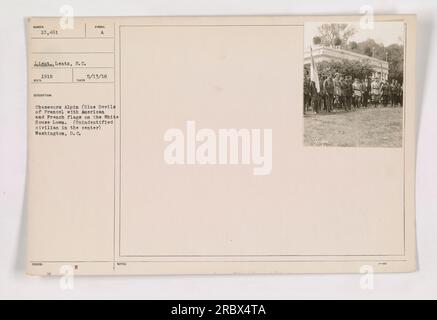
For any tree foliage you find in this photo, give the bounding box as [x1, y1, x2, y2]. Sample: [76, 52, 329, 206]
[312, 36, 321, 45]
[315, 24, 355, 48]
[314, 59, 374, 81]
[313, 24, 404, 83]
[385, 44, 404, 83]
[344, 39, 404, 83]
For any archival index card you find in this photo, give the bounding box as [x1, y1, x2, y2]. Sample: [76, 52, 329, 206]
[26, 15, 417, 275]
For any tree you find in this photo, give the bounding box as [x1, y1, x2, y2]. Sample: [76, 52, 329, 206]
[350, 39, 386, 60]
[316, 24, 355, 48]
[334, 37, 342, 47]
[309, 23, 404, 84]
[364, 47, 372, 57]
[313, 36, 321, 45]
[386, 43, 404, 83]
[315, 59, 374, 81]
[349, 41, 358, 50]
[343, 38, 404, 83]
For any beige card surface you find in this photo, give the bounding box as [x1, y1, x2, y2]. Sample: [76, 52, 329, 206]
[26, 15, 416, 275]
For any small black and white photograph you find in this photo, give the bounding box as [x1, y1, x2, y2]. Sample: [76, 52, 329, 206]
[304, 21, 405, 147]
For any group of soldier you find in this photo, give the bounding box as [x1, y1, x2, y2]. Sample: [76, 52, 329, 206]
[304, 71, 403, 115]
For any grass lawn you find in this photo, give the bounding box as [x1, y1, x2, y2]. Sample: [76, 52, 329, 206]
[304, 107, 404, 147]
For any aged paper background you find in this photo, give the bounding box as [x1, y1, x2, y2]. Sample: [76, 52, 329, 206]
[26, 15, 416, 275]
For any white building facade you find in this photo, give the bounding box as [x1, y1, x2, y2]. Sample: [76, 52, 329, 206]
[304, 46, 389, 81]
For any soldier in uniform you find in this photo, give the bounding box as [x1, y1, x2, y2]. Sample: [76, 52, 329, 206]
[339, 76, 347, 111]
[323, 74, 335, 113]
[397, 81, 403, 107]
[319, 75, 326, 111]
[380, 80, 390, 107]
[400, 82, 404, 107]
[390, 79, 397, 107]
[304, 72, 311, 114]
[362, 78, 370, 108]
[333, 73, 342, 111]
[371, 77, 380, 108]
[352, 78, 363, 108]
[344, 75, 353, 111]
[310, 80, 320, 113]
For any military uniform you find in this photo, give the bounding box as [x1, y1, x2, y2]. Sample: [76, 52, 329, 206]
[371, 79, 380, 107]
[362, 79, 369, 107]
[390, 81, 397, 107]
[304, 76, 311, 114]
[352, 80, 363, 108]
[333, 75, 342, 110]
[310, 81, 320, 113]
[323, 77, 335, 113]
[396, 82, 403, 107]
[344, 77, 353, 111]
[380, 81, 390, 107]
